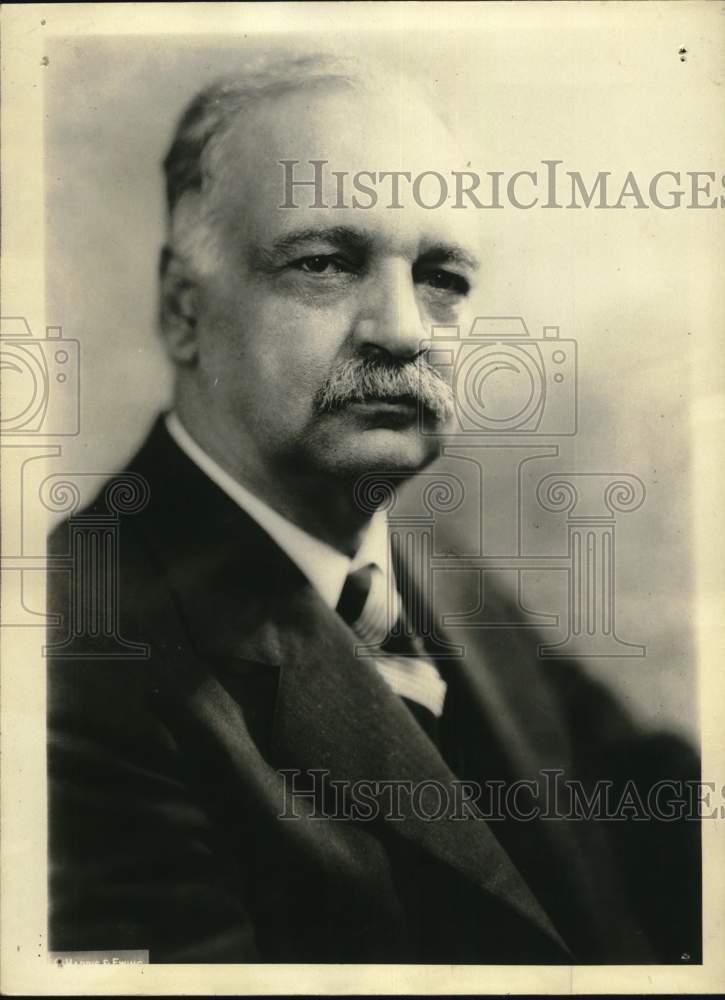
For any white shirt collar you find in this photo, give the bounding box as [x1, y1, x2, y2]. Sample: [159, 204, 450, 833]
[165, 411, 391, 609]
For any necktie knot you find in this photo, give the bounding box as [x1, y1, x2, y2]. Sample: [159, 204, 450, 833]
[336, 563, 400, 645]
[336, 565, 374, 629]
[336, 563, 447, 720]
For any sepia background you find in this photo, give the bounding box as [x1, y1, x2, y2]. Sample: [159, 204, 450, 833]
[39, 15, 725, 743]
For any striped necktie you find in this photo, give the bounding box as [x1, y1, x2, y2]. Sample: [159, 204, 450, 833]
[336, 564, 447, 722]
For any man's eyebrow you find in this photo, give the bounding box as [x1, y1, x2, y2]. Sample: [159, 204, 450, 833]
[418, 243, 481, 272]
[250, 226, 481, 272]
[260, 225, 372, 259]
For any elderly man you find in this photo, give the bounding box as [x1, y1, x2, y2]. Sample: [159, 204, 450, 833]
[47, 55, 699, 964]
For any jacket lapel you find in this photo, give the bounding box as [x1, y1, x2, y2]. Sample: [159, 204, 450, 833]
[268, 581, 569, 958]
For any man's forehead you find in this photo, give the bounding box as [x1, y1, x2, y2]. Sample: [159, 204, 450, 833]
[214, 81, 461, 178]
[231, 76, 458, 167]
[210, 84, 480, 262]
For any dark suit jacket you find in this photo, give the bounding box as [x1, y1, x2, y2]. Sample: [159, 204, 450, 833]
[47, 418, 701, 964]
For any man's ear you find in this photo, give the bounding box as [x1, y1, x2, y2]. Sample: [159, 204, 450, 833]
[159, 246, 199, 364]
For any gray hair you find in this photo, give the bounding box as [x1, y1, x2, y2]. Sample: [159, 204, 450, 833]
[161, 52, 442, 275]
[161, 53, 366, 274]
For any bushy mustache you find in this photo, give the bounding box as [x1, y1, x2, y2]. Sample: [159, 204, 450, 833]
[313, 356, 454, 422]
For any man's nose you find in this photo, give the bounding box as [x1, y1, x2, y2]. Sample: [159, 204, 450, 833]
[352, 260, 426, 360]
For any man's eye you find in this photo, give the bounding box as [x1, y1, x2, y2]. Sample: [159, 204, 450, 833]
[293, 255, 349, 275]
[415, 267, 470, 296]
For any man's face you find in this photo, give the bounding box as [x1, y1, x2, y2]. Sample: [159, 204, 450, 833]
[187, 82, 481, 489]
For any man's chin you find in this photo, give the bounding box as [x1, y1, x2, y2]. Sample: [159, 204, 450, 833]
[308, 424, 442, 481]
